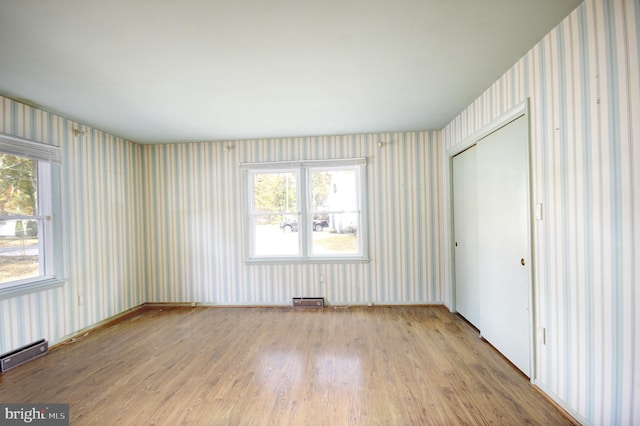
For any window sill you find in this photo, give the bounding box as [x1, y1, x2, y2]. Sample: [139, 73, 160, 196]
[0, 278, 66, 300]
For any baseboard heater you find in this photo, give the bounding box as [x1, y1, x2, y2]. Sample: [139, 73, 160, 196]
[0, 339, 48, 372]
[292, 297, 324, 308]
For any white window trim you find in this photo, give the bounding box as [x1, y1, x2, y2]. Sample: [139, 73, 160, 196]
[242, 158, 369, 264]
[0, 133, 65, 299]
[0, 134, 62, 164]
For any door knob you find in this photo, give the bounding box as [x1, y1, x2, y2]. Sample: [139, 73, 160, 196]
[520, 258, 526, 266]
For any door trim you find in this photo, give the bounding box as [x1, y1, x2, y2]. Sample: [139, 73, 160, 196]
[446, 100, 529, 159]
[446, 99, 535, 381]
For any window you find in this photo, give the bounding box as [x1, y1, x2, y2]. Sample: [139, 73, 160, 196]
[243, 158, 367, 262]
[0, 134, 62, 296]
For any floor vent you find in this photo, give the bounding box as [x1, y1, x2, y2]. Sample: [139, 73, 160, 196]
[292, 297, 324, 308]
[0, 339, 48, 372]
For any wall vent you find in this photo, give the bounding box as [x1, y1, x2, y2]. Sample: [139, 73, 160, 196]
[0, 339, 48, 372]
[292, 297, 324, 308]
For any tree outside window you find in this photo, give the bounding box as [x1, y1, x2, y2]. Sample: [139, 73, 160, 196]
[0, 154, 40, 283]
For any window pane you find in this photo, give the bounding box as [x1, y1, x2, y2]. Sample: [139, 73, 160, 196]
[0, 220, 41, 284]
[253, 217, 300, 256]
[252, 172, 299, 256]
[310, 169, 359, 255]
[1, 154, 37, 215]
[1, 154, 41, 284]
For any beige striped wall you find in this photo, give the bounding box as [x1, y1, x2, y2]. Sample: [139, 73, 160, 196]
[441, 0, 639, 424]
[0, 98, 146, 353]
[141, 132, 443, 306]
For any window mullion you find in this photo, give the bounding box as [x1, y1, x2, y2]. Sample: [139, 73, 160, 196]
[299, 167, 309, 257]
[38, 161, 53, 277]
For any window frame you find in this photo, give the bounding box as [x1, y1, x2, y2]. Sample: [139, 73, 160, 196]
[242, 158, 368, 264]
[0, 133, 64, 299]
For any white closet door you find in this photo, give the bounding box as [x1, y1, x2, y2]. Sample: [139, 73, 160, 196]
[453, 146, 481, 328]
[477, 115, 531, 376]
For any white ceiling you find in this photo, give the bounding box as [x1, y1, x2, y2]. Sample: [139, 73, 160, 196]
[0, 0, 582, 144]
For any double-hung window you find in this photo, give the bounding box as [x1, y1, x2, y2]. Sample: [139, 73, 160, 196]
[0, 134, 62, 297]
[243, 158, 367, 262]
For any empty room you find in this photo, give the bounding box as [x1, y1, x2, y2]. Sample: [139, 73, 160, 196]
[0, 0, 638, 424]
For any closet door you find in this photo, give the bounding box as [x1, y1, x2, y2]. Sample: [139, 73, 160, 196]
[453, 146, 480, 328]
[477, 114, 531, 376]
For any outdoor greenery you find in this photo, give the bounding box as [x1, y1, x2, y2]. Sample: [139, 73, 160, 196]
[253, 172, 297, 214]
[310, 171, 331, 211]
[26, 220, 38, 236]
[14, 219, 24, 236]
[0, 154, 39, 283]
[0, 154, 37, 216]
[253, 171, 331, 216]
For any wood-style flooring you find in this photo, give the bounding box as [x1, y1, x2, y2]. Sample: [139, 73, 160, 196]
[0, 305, 576, 425]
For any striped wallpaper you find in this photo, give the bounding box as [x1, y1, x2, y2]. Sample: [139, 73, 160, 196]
[0, 0, 637, 423]
[0, 97, 146, 353]
[141, 132, 444, 307]
[441, 0, 639, 424]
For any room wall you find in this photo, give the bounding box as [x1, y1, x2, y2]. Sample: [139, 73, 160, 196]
[0, 96, 146, 353]
[141, 132, 444, 306]
[2, 1, 636, 423]
[441, 0, 639, 424]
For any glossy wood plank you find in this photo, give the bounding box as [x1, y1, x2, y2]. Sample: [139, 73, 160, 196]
[0, 306, 576, 425]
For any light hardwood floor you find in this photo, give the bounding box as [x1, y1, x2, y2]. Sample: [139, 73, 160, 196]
[0, 306, 576, 425]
